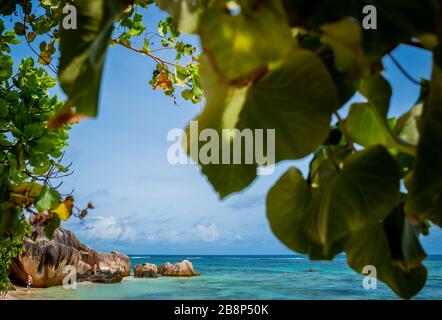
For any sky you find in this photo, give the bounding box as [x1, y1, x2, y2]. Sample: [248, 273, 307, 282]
[9, 5, 442, 255]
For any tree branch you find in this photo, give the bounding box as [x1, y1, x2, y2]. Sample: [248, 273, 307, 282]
[333, 111, 356, 152]
[388, 53, 425, 87]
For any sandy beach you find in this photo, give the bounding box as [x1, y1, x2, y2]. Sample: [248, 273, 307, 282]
[3, 287, 42, 300]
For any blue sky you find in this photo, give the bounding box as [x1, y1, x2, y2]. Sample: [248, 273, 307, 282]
[9, 5, 442, 254]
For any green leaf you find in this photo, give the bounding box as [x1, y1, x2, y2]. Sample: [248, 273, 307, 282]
[184, 57, 257, 199]
[35, 187, 60, 212]
[359, 75, 392, 116]
[345, 220, 427, 300]
[0, 54, 13, 81]
[0, 99, 8, 118]
[38, 51, 52, 66]
[406, 63, 442, 223]
[307, 145, 351, 188]
[238, 49, 340, 161]
[26, 32, 37, 43]
[393, 81, 428, 147]
[13, 22, 25, 36]
[181, 88, 193, 100]
[346, 103, 395, 147]
[199, 0, 292, 80]
[58, 0, 125, 117]
[44, 213, 61, 239]
[154, 0, 205, 34]
[266, 167, 344, 260]
[394, 103, 423, 147]
[187, 50, 339, 198]
[322, 53, 359, 106]
[0, 202, 21, 242]
[320, 19, 370, 76]
[383, 202, 427, 272]
[267, 146, 400, 258]
[346, 76, 416, 156]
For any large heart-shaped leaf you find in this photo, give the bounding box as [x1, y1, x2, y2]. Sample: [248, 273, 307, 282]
[199, 0, 292, 80]
[184, 57, 256, 199]
[238, 49, 339, 161]
[35, 187, 60, 212]
[266, 166, 344, 260]
[347, 75, 416, 156]
[187, 49, 339, 198]
[267, 146, 400, 258]
[345, 219, 427, 300]
[320, 19, 370, 76]
[383, 202, 427, 272]
[58, 0, 125, 117]
[154, 0, 205, 34]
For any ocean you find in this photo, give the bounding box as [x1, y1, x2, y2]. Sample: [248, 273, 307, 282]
[21, 255, 442, 300]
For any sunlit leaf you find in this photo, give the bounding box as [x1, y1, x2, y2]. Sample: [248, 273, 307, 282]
[267, 146, 400, 258]
[35, 187, 60, 212]
[345, 219, 427, 300]
[58, 0, 126, 119]
[50, 196, 74, 221]
[200, 0, 292, 80]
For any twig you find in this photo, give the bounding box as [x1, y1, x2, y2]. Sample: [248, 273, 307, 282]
[22, 12, 58, 74]
[326, 146, 340, 172]
[111, 38, 178, 68]
[388, 53, 423, 87]
[333, 111, 356, 152]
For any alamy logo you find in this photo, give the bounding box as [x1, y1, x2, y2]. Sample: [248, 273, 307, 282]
[63, 265, 77, 290]
[62, 4, 77, 30]
[362, 5, 377, 30]
[167, 121, 276, 175]
[362, 265, 377, 290]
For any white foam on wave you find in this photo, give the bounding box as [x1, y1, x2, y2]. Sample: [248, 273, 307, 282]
[219, 257, 306, 260]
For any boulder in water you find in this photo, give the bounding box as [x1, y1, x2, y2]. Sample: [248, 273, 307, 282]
[134, 263, 158, 278]
[97, 252, 131, 277]
[162, 260, 198, 277]
[78, 270, 123, 284]
[157, 262, 173, 275]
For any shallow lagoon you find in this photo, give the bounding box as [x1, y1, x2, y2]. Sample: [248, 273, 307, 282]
[21, 255, 442, 300]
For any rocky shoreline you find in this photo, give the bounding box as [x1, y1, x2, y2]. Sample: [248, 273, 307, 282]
[6, 228, 198, 298]
[134, 260, 198, 278]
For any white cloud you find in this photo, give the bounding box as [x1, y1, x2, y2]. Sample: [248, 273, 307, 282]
[194, 224, 220, 242]
[145, 223, 240, 244]
[79, 216, 138, 242]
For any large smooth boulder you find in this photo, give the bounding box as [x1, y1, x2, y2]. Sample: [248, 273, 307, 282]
[78, 270, 123, 284]
[10, 237, 82, 288]
[79, 250, 100, 268]
[98, 252, 131, 277]
[10, 228, 130, 288]
[162, 260, 198, 277]
[134, 263, 158, 278]
[52, 228, 88, 251]
[157, 262, 173, 275]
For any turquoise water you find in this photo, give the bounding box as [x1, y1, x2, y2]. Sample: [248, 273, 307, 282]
[25, 255, 442, 300]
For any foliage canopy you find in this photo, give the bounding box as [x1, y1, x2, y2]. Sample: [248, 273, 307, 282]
[1, 0, 442, 299]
